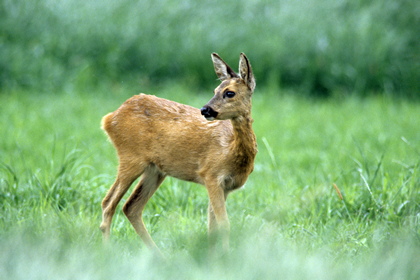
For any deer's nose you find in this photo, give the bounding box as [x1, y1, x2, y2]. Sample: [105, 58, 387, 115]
[200, 106, 218, 120]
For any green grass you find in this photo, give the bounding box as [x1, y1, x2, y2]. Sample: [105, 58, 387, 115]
[0, 86, 419, 279]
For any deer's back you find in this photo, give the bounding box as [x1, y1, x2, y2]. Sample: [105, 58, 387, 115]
[102, 94, 234, 183]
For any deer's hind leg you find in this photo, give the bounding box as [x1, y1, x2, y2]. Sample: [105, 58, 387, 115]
[123, 164, 165, 251]
[100, 160, 147, 240]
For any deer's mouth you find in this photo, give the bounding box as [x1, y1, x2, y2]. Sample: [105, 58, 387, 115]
[200, 106, 218, 121]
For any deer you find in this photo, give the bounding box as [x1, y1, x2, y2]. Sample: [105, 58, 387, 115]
[99, 53, 257, 255]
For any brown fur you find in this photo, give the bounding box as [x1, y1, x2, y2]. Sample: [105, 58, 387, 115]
[100, 53, 257, 254]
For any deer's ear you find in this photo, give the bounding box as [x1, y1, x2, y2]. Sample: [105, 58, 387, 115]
[211, 53, 238, 81]
[239, 53, 256, 92]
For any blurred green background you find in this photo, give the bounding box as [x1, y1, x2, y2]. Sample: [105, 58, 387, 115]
[1, 0, 419, 97]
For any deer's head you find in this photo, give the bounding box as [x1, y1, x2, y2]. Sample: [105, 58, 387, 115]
[201, 53, 255, 121]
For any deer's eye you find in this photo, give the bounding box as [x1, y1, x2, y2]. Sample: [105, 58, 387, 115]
[224, 91, 236, 98]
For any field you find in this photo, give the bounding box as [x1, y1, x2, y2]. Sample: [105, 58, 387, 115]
[1, 0, 419, 278]
[0, 86, 419, 279]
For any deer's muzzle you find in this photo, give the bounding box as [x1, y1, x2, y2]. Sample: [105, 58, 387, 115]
[200, 106, 218, 121]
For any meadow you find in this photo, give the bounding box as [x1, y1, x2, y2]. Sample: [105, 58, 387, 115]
[1, 0, 419, 278]
[0, 86, 419, 279]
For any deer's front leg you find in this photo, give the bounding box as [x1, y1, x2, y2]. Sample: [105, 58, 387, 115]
[206, 183, 230, 253]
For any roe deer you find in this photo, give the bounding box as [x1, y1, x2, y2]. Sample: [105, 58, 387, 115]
[100, 53, 257, 254]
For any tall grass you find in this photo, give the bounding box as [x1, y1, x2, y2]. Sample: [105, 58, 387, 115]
[0, 86, 419, 279]
[1, 0, 419, 96]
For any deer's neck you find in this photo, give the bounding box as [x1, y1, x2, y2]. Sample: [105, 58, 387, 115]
[229, 115, 257, 168]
